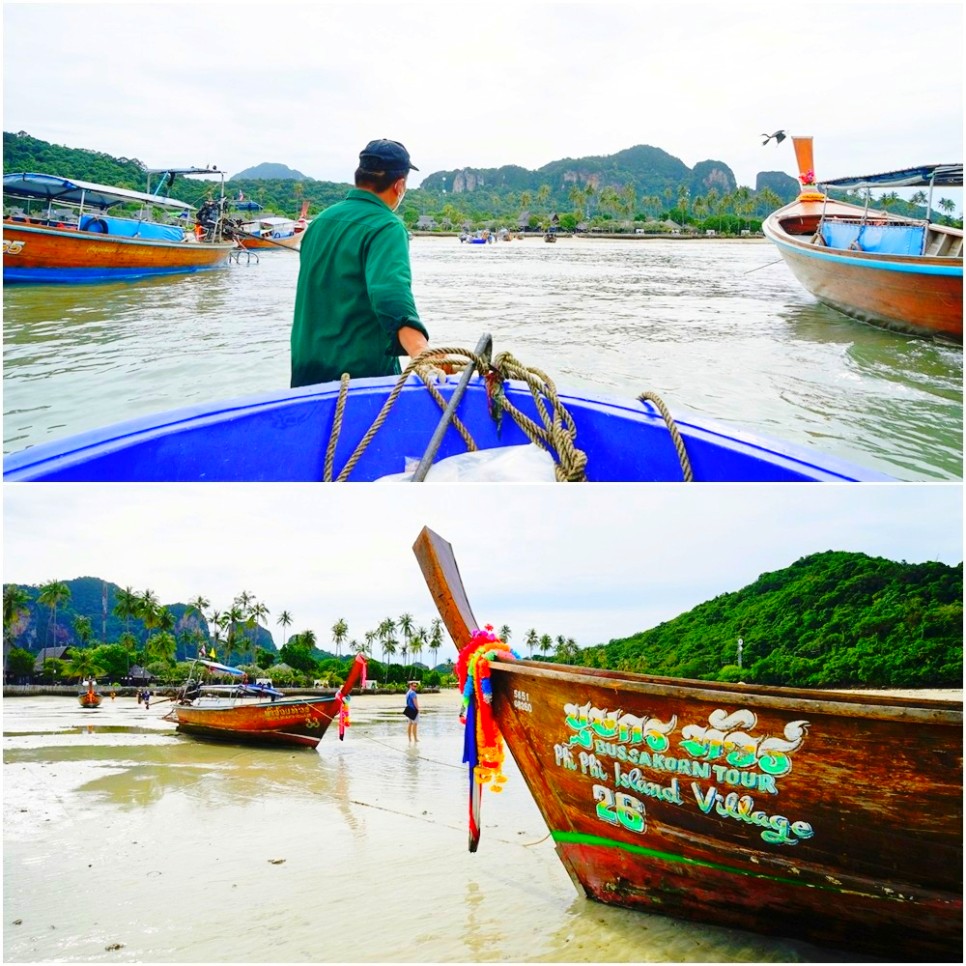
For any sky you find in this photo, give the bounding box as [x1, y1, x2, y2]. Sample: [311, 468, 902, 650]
[4, 484, 962, 662]
[2, 1, 963, 211]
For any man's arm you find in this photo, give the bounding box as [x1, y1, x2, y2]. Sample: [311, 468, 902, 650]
[397, 325, 429, 359]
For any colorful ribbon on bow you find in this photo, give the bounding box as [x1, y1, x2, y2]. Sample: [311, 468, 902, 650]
[456, 625, 520, 851]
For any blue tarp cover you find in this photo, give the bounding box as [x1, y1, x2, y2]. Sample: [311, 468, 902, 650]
[80, 213, 184, 241]
[822, 221, 925, 255]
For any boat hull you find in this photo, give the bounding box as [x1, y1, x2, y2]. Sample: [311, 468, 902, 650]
[236, 234, 301, 251]
[1, 376, 894, 483]
[170, 696, 341, 748]
[763, 200, 963, 342]
[487, 661, 963, 961]
[78, 693, 102, 708]
[2, 222, 236, 283]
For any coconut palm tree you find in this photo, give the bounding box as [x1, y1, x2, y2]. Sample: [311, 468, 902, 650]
[538, 633, 553, 659]
[144, 630, 177, 667]
[248, 600, 270, 662]
[38, 580, 71, 647]
[331, 618, 348, 657]
[429, 618, 443, 666]
[113, 586, 140, 641]
[525, 628, 538, 657]
[277, 609, 293, 646]
[410, 627, 426, 668]
[64, 649, 105, 683]
[498, 625, 512, 644]
[72, 614, 93, 647]
[3, 584, 30, 649]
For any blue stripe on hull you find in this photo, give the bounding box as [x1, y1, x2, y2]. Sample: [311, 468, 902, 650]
[771, 238, 963, 278]
[3, 263, 227, 284]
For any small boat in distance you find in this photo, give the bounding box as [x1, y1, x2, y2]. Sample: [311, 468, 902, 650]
[163, 654, 367, 748]
[230, 200, 308, 251]
[412, 526, 963, 962]
[3, 169, 238, 283]
[0, 337, 894, 483]
[78, 679, 102, 708]
[762, 137, 962, 342]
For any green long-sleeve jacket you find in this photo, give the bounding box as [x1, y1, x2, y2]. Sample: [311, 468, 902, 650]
[290, 189, 428, 387]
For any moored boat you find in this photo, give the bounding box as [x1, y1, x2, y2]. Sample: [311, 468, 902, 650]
[412, 526, 963, 962]
[0, 341, 894, 483]
[762, 137, 962, 342]
[164, 654, 367, 748]
[3, 170, 238, 283]
[232, 215, 305, 251]
[78, 679, 102, 708]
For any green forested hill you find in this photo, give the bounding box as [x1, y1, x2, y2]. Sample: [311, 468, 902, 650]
[2, 130, 797, 229]
[579, 551, 962, 689]
[4, 576, 277, 660]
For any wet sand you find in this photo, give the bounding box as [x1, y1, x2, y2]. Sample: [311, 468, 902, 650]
[4, 689, 954, 963]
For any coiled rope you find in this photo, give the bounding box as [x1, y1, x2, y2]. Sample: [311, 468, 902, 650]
[322, 344, 691, 482]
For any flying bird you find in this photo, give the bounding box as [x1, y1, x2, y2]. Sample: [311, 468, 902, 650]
[762, 130, 787, 146]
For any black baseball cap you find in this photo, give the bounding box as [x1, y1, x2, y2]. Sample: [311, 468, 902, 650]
[359, 139, 419, 173]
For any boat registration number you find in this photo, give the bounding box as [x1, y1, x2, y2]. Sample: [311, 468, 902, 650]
[512, 689, 532, 713]
[2, 239, 26, 255]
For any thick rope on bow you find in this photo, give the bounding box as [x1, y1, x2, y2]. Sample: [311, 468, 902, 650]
[488, 351, 588, 481]
[322, 347, 490, 481]
[637, 391, 694, 482]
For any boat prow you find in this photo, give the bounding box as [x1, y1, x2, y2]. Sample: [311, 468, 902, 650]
[412, 526, 963, 962]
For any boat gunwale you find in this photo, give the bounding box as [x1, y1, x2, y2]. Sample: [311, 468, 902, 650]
[488, 658, 963, 722]
[1, 373, 897, 483]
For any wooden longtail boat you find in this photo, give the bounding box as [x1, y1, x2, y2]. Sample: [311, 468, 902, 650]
[3, 170, 237, 283]
[164, 654, 367, 748]
[233, 215, 304, 251]
[78, 680, 102, 708]
[413, 526, 963, 962]
[1, 339, 894, 482]
[762, 137, 962, 342]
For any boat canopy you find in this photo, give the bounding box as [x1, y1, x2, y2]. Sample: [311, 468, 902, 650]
[822, 163, 963, 189]
[3, 172, 194, 211]
[194, 658, 245, 676]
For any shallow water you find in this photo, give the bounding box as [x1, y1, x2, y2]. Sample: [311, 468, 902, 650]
[3, 692, 875, 964]
[2, 237, 962, 480]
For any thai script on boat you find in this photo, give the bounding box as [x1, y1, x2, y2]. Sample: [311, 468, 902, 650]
[555, 701, 813, 846]
[263, 703, 316, 721]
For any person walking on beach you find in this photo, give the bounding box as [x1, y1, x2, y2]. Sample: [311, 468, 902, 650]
[404, 680, 420, 743]
[290, 139, 431, 387]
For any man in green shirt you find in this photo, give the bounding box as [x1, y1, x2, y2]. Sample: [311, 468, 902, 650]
[290, 139, 430, 387]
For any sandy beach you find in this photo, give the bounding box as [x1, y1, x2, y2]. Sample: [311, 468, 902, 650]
[3, 688, 957, 963]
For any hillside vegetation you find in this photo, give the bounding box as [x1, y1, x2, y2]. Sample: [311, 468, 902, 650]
[576, 551, 962, 689]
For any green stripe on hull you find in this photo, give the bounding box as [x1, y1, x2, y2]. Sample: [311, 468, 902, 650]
[551, 830, 844, 893]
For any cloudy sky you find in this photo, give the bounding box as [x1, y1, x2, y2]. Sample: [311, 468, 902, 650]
[3, 1, 962, 207]
[4, 484, 961, 661]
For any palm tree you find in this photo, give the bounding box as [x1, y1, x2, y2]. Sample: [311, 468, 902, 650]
[498, 625, 512, 644]
[113, 586, 140, 641]
[398, 612, 414, 659]
[144, 630, 177, 666]
[410, 627, 426, 667]
[219, 603, 245, 666]
[538, 633, 553, 659]
[3, 584, 30, 648]
[72, 614, 93, 647]
[429, 618, 443, 666]
[64, 649, 105, 683]
[525, 628, 538, 657]
[331, 618, 348, 657]
[249, 600, 270, 662]
[38, 580, 70, 647]
[277, 609, 293, 647]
